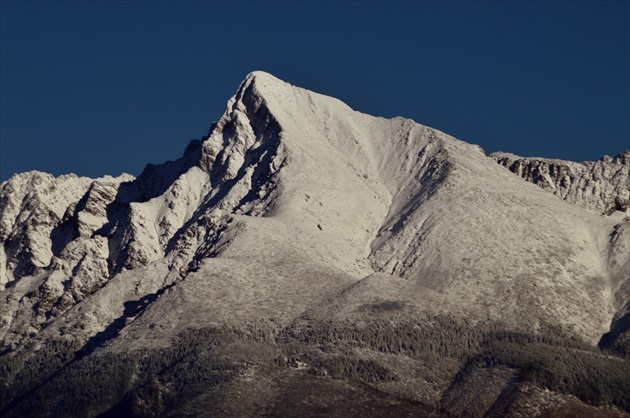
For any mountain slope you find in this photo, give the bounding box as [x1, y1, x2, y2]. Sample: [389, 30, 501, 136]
[1, 71, 628, 417]
[491, 151, 630, 357]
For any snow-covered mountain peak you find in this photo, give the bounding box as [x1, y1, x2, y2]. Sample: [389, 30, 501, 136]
[243, 69, 280, 84]
[223, 70, 301, 121]
[1, 72, 629, 417]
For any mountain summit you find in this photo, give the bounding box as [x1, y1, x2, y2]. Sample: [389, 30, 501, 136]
[1, 71, 629, 417]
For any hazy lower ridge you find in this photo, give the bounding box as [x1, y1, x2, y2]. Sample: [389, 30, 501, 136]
[1, 71, 629, 417]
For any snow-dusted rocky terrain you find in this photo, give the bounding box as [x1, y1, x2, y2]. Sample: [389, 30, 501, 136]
[492, 151, 630, 215]
[1, 72, 629, 417]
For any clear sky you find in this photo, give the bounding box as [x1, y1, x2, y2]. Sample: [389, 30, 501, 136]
[1, 1, 628, 182]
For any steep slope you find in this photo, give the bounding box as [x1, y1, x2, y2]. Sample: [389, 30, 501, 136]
[1, 71, 628, 417]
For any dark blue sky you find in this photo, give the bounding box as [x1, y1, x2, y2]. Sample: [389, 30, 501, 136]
[1, 1, 628, 182]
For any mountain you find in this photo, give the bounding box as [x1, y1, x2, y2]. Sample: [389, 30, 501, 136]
[1, 71, 629, 418]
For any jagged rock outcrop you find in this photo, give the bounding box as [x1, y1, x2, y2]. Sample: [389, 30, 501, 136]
[0, 172, 133, 342]
[492, 151, 630, 215]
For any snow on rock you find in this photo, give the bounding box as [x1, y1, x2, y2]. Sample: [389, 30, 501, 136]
[1, 70, 629, 359]
[492, 151, 630, 216]
[0, 172, 129, 288]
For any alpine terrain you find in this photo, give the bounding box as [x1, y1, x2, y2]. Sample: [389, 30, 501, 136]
[1, 71, 629, 418]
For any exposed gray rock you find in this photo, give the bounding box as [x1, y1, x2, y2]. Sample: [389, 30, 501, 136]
[492, 151, 630, 216]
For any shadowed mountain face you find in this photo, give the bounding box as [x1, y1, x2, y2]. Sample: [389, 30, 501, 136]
[1, 72, 629, 418]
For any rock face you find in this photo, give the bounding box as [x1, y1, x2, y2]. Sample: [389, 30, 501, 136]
[1, 72, 629, 418]
[492, 151, 630, 216]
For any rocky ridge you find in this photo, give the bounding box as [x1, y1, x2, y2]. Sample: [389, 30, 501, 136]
[492, 151, 630, 216]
